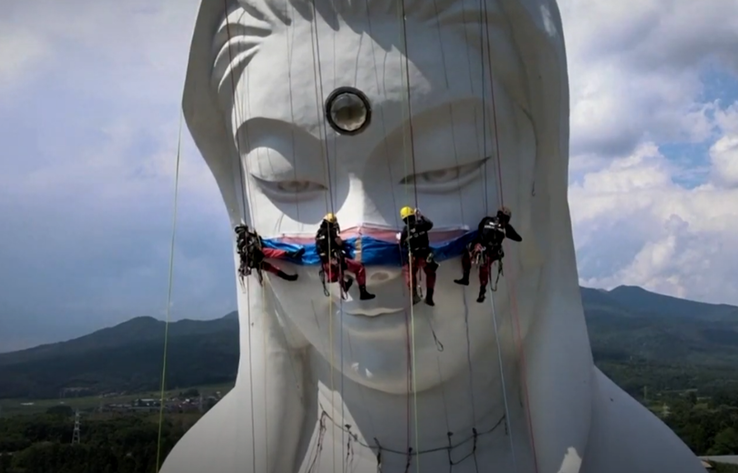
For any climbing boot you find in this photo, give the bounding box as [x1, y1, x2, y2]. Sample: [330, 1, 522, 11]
[341, 277, 354, 293]
[425, 288, 435, 307]
[359, 286, 375, 300]
[412, 288, 422, 305]
[454, 273, 470, 286]
[339, 276, 354, 300]
[477, 286, 486, 303]
[277, 270, 298, 281]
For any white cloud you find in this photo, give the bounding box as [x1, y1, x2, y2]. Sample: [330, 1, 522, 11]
[561, 0, 738, 159]
[0, 24, 50, 90]
[561, 0, 738, 305]
[0, 0, 211, 196]
[570, 107, 738, 305]
[710, 106, 738, 187]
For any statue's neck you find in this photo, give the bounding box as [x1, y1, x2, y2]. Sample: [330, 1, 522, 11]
[304, 345, 532, 472]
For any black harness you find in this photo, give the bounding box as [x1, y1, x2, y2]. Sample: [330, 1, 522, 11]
[479, 218, 506, 251]
[472, 217, 507, 291]
[405, 221, 430, 256]
[316, 225, 344, 263]
[315, 223, 350, 298]
[236, 228, 264, 284]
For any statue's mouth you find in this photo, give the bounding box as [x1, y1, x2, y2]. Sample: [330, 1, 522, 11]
[330, 291, 409, 317]
[344, 307, 404, 317]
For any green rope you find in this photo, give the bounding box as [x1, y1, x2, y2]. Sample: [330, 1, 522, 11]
[155, 111, 184, 472]
[393, 0, 421, 467]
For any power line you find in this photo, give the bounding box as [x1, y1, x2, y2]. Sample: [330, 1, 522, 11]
[71, 410, 81, 445]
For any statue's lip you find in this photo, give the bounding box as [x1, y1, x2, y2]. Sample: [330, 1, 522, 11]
[344, 307, 404, 317]
[333, 291, 410, 317]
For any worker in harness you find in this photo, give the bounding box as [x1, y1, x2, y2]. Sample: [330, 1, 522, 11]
[235, 224, 304, 284]
[398, 206, 437, 306]
[315, 213, 375, 300]
[454, 206, 522, 302]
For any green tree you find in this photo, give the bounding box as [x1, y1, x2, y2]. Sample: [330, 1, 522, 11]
[686, 391, 698, 406]
[709, 427, 738, 455]
[181, 388, 200, 398]
[46, 405, 74, 418]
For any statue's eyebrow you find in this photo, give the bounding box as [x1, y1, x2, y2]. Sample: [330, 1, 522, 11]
[375, 94, 481, 149]
[368, 96, 490, 180]
[236, 117, 324, 177]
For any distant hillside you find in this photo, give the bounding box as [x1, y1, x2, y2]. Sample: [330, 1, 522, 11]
[0, 313, 240, 399]
[582, 286, 738, 366]
[0, 287, 737, 399]
[0, 312, 238, 367]
[607, 286, 738, 323]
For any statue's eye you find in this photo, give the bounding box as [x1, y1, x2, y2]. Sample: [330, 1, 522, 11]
[410, 168, 461, 184]
[399, 159, 488, 192]
[252, 176, 327, 201]
[276, 180, 324, 193]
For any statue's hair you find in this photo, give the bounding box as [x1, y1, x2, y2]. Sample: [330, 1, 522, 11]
[211, 1, 274, 96]
[210, 0, 506, 97]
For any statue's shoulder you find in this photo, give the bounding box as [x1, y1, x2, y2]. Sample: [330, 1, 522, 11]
[159, 389, 255, 473]
[580, 368, 704, 473]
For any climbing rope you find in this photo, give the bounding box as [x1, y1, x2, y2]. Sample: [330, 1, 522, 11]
[478, 0, 490, 216]
[225, 5, 321, 467]
[317, 407, 506, 467]
[487, 284, 517, 471]
[425, 1, 483, 461]
[154, 110, 183, 473]
[228, 5, 331, 462]
[308, 6, 344, 472]
[461, 294, 481, 473]
[482, 4, 538, 469]
[394, 1, 423, 469]
[220, 1, 269, 470]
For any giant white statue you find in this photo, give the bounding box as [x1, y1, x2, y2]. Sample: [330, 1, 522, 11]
[161, 0, 706, 471]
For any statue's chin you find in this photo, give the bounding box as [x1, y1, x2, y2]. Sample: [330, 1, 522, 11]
[266, 259, 528, 394]
[326, 339, 450, 394]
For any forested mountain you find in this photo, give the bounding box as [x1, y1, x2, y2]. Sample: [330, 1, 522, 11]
[1, 286, 737, 399]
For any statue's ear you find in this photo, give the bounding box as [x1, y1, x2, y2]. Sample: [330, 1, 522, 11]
[183, 0, 272, 227]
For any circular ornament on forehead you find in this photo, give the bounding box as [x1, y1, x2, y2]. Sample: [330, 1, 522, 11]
[324, 86, 372, 135]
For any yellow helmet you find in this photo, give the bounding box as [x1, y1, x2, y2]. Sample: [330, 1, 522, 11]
[399, 206, 415, 220]
[324, 212, 337, 223]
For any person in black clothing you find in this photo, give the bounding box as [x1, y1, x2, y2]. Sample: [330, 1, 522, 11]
[454, 206, 522, 302]
[315, 213, 375, 300]
[398, 206, 437, 306]
[235, 225, 304, 284]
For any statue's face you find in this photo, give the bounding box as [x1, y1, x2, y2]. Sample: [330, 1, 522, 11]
[224, 11, 542, 394]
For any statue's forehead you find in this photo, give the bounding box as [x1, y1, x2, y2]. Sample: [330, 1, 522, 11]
[242, 23, 482, 133]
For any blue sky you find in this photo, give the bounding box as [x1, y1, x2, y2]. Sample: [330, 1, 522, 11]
[1, 0, 738, 352]
[658, 68, 738, 187]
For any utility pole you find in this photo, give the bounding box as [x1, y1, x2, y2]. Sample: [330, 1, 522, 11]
[72, 410, 81, 445]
